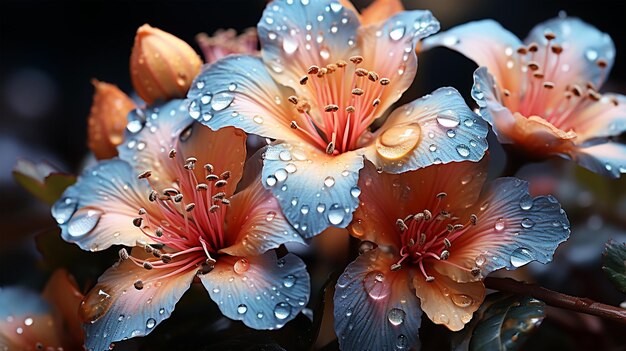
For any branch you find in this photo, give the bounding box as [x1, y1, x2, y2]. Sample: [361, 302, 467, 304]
[484, 277, 626, 325]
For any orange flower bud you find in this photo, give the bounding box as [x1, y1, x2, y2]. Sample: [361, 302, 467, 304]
[87, 80, 136, 159]
[130, 24, 202, 104]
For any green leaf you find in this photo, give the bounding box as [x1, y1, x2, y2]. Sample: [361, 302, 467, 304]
[602, 240, 626, 293]
[13, 159, 75, 205]
[452, 293, 545, 351]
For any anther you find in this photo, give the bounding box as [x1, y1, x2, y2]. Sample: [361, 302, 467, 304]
[209, 205, 220, 213]
[185, 203, 196, 212]
[425, 276, 435, 282]
[527, 61, 540, 71]
[453, 224, 464, 231]
[221, 198, 231, 205]
[588, 90, 601, 101]
[326, 63, 337, 72]
[543, 82, 555, 89]
[527, 43, 538, 52]
[355, 68, 368, 77]
[163, 188, 179, 196]
[345, 106, 355, 113]
[299, 76, 309, 85]
[336, 60, 347, 67]
[423, 210, 432, 220]
[326, 141, 335, 155]
[610, 96, 619, 106]
[148, 190, 158, 202]
[447, 224, 454, 232]
[296, 102, 311, 113]
[307, 65, 320, 74]
[414, 213, 425, 221]
[533, 72, 544, 79]
[161, 254, 173, 263]
[469, 214, 478, 225]
[168, 149, 176, 158]
[403, 214, 414, 223]
[349, 56, 363, 64]
[571, 85, 583, 97]
[324, 104, 339, 112]
[143, 262, 153, 270]
[396, 218, 408, 232]
[317, 68, 328, 78]
[367, 71, 379, 82]
[220, 171, 231, 180]
[471, 268, 481, 276]
[138, 208, 146, 215]
[503, 89, 511, 97]
[419, 233, 426, 245]
[516, 46, 527, 55]
[443, 238, 451, 248]
[351, 88, 364, 96]
[212, 192, 226, 200]
[152, 250, 162, 258]
[551, 44, 563, 54]
[436, 192, 447, 199]
[544, 32, 556, 40]
[440, 250, 450, 260]
[288, 96, 299, 105]
[290, 121, 298, 129]
[372, 98, 380, 107]
[408, 238, 415, 246]
[185, 157, 197, 164]
[597, 59, 608, 68]
[379, 78, 390, 86]
[134, 280, 144, 290]
[390, 263, 402, 271]
[138, 170, 152, 179]
[118, 248, 129, 260]
[155, 227, 163, 237]
[215, 179, 228, 188]
[173, 194, 183, 203]
[133, 217, 143, 227]
[206, 174, 219, 181]
[144, 245, 153, 254]
[204, 163, 214, 172]
[196, 183, 208, 191]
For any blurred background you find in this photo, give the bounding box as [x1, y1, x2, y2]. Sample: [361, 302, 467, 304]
[1, 0, 625, 350]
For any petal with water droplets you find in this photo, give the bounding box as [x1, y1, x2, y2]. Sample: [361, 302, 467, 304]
[572, 141, 626, 179]
[200, 251, 310, 330]
[334, 249, 422, 351]
[262, 142, 364, 238]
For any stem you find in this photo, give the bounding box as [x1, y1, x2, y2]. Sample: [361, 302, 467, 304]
[484, 277, 626, 325]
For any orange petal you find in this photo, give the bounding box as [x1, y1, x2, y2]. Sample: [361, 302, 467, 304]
[87, 80, 136, 159]
[413, 270, 485, 331]
[502, 112, 577, 157]
[41, 270, 84, 345]
[360, 0, 404, 25]
[130, 24, 202, 104]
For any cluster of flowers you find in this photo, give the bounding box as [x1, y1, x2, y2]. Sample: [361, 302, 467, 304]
[3, 0, 624, 350]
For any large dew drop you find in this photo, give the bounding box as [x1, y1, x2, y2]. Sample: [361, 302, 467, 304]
[67, 207, 103, 238]
[436, 110, 460, 128]
[233, 258, 250, 274]
[363, 271, 389, 300]
[211, 92, 235, 111]
[376, 124, 421, 160]
[282, 36, 299, 55]
[387, 308, 406, 326]
[78, 285, 112, 323]
[510, 248, 533, 267]
[273, 302, 292, 320]
[52, 197, 77, 224]
[389, 24, 405, 41]
[327, 204, 345, 225]
[450, 294, 473, 308]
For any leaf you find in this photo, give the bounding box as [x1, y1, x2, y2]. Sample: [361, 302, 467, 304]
[602, 240, 626, 293]
[451, 293, 545, 351]
[13, 159, 75, 205]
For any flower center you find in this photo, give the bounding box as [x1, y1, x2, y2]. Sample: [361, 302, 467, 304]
[391, 193, 479, 282]
[123, 150, 235, 289]
[499, 32, 617, 130]
[289, 56, 391, 154]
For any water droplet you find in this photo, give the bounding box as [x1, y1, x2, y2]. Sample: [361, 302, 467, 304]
[475, 255, 486, 267]
[329, 1, 342, 12]
[24, 317, 33, 326]
[327, 204, 345, 225]
[456, 144, 470, 158]
[211, 92, 234, 111]
[159, 308, 165, 315]
[188, 100, 201, 120]
[585, 49, 598, 61]
[237, 304, 248, 314]
[117, 314, 124, 322]
[268, 31, 278, 40]
[200, 93, 212, 105]
[495, 218, 506, 231]
[52, 197, 77, 224]
[274, 302, 292, 320]
[363, 271, 389, 300]
[324, 176, 335, 187]
[282, 36, 299, 54]
[396, 334, 408, 349]
[521, 218, 535, 228]
[435, 313, 450, 324]
[376, 124, 421, 160]
[234, 258, 250, 274]
[195, 80, 205, 89]
[127, 120, 143, 133]
[274, 169, 288, 182]
[316, 203, 326, 213]
[257, 312, 264, 319]
[442, 35, 459, 46]
[436, 110, 460, 128]
[131, 329, 142, 337]
[266, 175, 277, 187]
[266, 211, 276, 222]
[285, 163, 297, 173]
[510, 248, 533, 267]
[283, 275, 297, 288]
[279, 150, 292, 161]
[319, 45, 330, 60]
[228, 83, 237, 91]
[387, 308, 406, 326]
[146, 318, 156, 329]
[389, 24, 405, 41]
[67, 207, 103, 238]
[79, 286, 112, 323]
[300, 205, 310, 215]
[451, 294, 473, 308]
[292, 148, 307, 160]
[447, 129, 456, 138]
[253, 115, 264, 124]
[350, 187, 361, 198]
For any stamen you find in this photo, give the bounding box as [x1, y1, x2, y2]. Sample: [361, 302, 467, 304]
[138, 170, 152, 179]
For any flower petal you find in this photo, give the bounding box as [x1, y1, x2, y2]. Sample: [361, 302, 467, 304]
[413, 270, 485, 331]
[334, 249, 422, 351]
[258, 0, 361, 95]
[80, 249, 196, 350]
[567, 93, 626, 141]
[422, 20, 523, 99]
[42, 270, 84, 345]
[51, 159, 155, 251]
[447, 178, 570, 277]
[200, 251, 310, 330]
[118, 100, 247, 197]
[221, 177, 305, 257]
[351, 158, 488, 249]
[361, 87, 488, 173]
[357, 10, 440, 116]
[262, 141, 364, 238]
[360, 0, 404, 26]
[524, 16, 615, 88]
[186, 55, 298, 141]
[572, 141, 626, 179]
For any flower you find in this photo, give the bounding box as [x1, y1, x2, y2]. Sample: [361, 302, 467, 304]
[185, 0, 489, 238]
[87, 80, 137, 159]
[0, 270, 84, 350]
[196, 28, 259, 63]
[423, 15, 626, 178]
[51, 100, 310, 349]
[130, 24, 202, 104]
[333, 158, 570, 350]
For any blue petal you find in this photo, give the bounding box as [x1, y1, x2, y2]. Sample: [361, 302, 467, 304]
[186, 55, 297, 141]
[572, 141, 626, 179]
[334, 249, 422, 351]
[0, 287, 49, 318]
[363, 87, 489, 173]
[466, 178, 570, 275]
[471, 67, 515, 143]
[524, 16, 615, 87]
[82, 251, 196, 351]
[200, 251, 310, 330]
[258, 0, 361, 92]
[51, 159, 154, 251]
[262, 142, 364, 238]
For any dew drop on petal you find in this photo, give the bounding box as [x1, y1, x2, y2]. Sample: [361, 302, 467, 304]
[234, 258, 250, 274]
[350, 187, 361, 198]
[396, 334, 408, 349]
[279, 150, 292, 161]
[237, 304, 248, 314]
[389, 24, 405, 41]
[253, 115, 264, 124]
[495, 218, 506, 231]
[436, 110, 460, 128]
[266, 175, 277, 187]
[521, 218, 535, 228]
[376, 124, 421, 160]
[475, 255, 486, 267]
[211, 92, 235, 111]
[387, 308, 406, 326]
[273, 302, 292, 320]
[266, 211, 276, 222]
[282, 36, 299, 55]
[275, 169, 288, 182]
[283, 275, 297, 288]
[363, 271, 389, 300]
[324, 176, 335, 188]
[456, 144, 470, 158]
[327, 204, 345, 225]
[78, 286, 112, 323]
[451, 294, 473, 308]
[146, 318, 156, 329]
[510, 248, 533, 267]
[52, 197, 77, 224]
[285, 163, 297, 173]
[67, 207, 103, 238]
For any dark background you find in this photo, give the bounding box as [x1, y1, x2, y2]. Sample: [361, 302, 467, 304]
[1, 1, 625, 350]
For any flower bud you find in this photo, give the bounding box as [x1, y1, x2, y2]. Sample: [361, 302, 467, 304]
[130, 24, 202, 104]
[87, 80, 136, 159]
